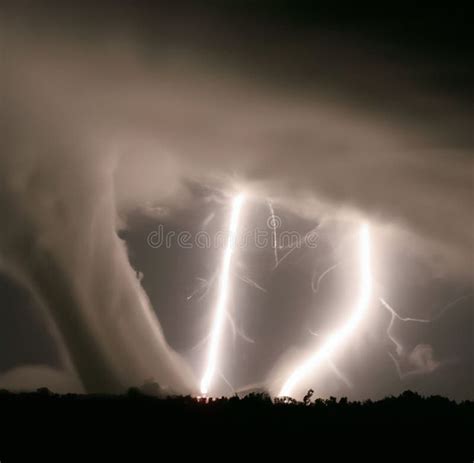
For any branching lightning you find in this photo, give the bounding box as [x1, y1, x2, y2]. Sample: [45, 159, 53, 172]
[278, 223, 372, 398]
[380, 298, 430, 355]
[187, 276, 216, 302]
[311, 262, 339, 294]
[226, 311, 255, 344]
[327, 359, 353, 388]
[195, 198, 466, 397]
[380, 294, 470, 378]
[267, 200, 279, 268]
[237, 274, 267, 293]
[273, 224, 320, 270]
[200, 193, 245, 395]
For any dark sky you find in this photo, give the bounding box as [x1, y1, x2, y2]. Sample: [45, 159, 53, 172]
[0, 2, 472, 399]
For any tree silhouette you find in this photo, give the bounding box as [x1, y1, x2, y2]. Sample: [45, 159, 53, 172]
[303, 389, 314, 405]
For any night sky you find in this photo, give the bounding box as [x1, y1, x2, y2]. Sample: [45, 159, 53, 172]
[0, 2, 472, 400]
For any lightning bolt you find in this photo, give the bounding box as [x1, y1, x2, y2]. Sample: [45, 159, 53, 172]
[200, 193, 245, 395]
[278, 223, 372, 398]
[267, 200, 279, 268]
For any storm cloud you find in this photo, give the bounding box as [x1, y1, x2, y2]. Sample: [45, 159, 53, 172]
[0, 3, 472, 396]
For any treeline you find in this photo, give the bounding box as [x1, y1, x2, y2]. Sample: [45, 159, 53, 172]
[0, 387, 472, 423]
[0, 388, 471, 459]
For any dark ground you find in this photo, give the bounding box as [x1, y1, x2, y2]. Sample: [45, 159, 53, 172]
[0, 389, 472, 460]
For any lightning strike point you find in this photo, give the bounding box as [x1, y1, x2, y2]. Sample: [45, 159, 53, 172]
[200, 193, 245, 395]
[278, 223, 372, 398]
